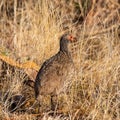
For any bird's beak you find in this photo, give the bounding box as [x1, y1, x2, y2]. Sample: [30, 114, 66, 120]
[68, 35, 77, 42]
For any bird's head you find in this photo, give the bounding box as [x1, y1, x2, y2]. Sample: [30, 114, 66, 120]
[60, 34, 77, 53]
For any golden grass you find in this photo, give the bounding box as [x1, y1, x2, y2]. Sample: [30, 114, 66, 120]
[0, 0, 120, 120]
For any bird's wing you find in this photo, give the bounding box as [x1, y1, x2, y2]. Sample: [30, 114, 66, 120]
[35, 53, 61, 82]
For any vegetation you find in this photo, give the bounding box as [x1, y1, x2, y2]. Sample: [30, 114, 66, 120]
[0, 0, 119, 119]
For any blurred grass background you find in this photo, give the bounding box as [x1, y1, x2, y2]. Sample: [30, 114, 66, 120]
[0, 0, 120, 120]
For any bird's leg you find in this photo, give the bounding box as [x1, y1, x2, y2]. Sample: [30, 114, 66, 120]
[34, 97, 41, 113]
[50, 94, 59, 116]
[50, 95, 55, 112]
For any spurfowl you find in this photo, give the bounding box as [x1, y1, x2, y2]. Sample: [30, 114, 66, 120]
[34, 34, 77, 110]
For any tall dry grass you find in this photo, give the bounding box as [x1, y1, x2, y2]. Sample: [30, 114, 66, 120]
[0, 0, 120, 120]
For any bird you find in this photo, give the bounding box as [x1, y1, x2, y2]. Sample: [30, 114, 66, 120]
[34, 33, 77, 110]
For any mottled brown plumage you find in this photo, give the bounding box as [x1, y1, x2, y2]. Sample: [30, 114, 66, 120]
[34, 34, 77, 101]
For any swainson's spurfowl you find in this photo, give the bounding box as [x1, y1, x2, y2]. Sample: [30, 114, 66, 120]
[34, 34, 77, 110]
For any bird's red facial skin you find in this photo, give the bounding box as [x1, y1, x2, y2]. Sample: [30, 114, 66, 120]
[67, 35, 77, 42]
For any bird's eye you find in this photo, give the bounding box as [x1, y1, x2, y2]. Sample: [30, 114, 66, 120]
[70, 36, 73, 39]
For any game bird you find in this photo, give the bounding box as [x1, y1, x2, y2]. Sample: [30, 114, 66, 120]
[34, 33, 77, 110]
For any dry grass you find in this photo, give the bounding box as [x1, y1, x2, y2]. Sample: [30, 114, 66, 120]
[0, 0, 120, 120]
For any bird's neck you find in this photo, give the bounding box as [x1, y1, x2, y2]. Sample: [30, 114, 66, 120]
[59, 50, 73, 62]
[60, 49, 69, 55]
[60, 45, 68, 53]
